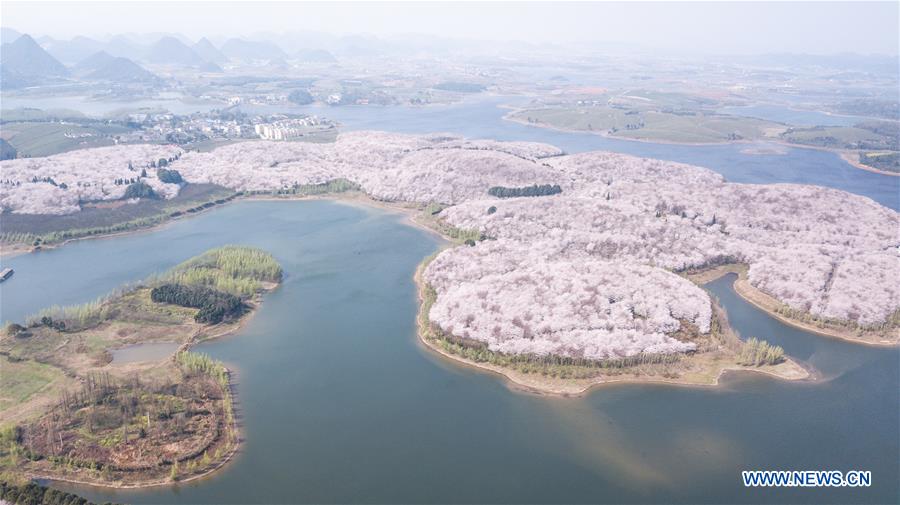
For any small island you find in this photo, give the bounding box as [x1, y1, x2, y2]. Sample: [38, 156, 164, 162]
[0, 246, 282, 488]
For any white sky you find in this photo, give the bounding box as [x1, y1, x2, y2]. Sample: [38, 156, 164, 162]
[2, 1, 898, 55]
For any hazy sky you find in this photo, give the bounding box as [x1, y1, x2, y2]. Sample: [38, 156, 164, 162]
[3, 1, 898, 55]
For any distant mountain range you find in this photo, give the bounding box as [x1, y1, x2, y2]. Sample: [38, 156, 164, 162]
[145, 36, 209, 67]
[0, 34, 69, 89]
[193, 37, 229, 65]
[75, 51, 161, 83]
[1, 27, 22, 44]
[42, 35, 107, 64]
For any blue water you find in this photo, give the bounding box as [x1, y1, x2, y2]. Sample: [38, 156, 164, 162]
[1, 202, 896, 504]
[1, 94, 897, 504]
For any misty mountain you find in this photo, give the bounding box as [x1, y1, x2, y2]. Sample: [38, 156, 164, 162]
[103, 34, 145, 60]
[193, 37, 229, 65]
[1, 27, 22, 44]
[0, 34, 69, 79]
[73, 51, 160, 84]
[73, 51, 117, 73]
[198, 60, 224, 73]
[220, 38, 287, 61]
[42, 35, 107, 64]
[145, 36, 207, 66]
[294, 49, 337, 63]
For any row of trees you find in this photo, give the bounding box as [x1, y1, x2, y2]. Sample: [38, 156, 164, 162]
[487, 184, 562, 198]
[164, 245, 284, 295]
[150, 283, 243, 324]
[738, 337, 785, 366]
[175, 352, 229, 389]
[0, 481, 104, 505]
[25, 297, 109, 332]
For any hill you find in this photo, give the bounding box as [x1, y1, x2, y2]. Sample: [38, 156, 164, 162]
[103, 34, 144, 60]
[145, 35, 207, 66]
[0, 27, 23, 44]
[72, 50, 117, 73]
[42, 35, 106, 64]
[0, 34, 69, 78]
[85, 56, 160, 83]
[193, 37, 228, 64]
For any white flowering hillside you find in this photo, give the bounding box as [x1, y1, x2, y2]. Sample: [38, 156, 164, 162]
[4, 131, 897, 359]
[0, 144, 183, 214]
[426, 240, 708, 360]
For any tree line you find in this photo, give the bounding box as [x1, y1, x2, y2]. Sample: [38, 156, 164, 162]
[150, 283, 243, 324]
[488, 184, 562, 198]
[0, 481, 111, 505]
[738, 337, 785, 366]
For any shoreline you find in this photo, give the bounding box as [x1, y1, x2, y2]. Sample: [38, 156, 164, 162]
[0, 190, 436, 261]
[10, 267, 279, 490]
[684, 264, 899, 347]
[502, 107, 900, 177]
[837, 150, 900, 177]
[412, 257, 809, 397]
[7, 191, 894, 350]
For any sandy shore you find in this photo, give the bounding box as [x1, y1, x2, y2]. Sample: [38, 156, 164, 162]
[838, 151, 900, 177]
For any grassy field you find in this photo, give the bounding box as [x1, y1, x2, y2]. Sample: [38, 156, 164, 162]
[781, 126, 898, 151]
[511, 106, 784, 143]
[0, 359, 70, 413]
[0, 121, 134, 157]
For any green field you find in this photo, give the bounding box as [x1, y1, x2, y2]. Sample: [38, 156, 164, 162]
[0, 121, 134, 157]
[0, 359, 69, 412]
[512, 106, 783, 143]
[781, 126, 898, 151]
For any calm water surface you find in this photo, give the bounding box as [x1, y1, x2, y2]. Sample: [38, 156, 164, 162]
[110, 342, 182, 364]
[2, 201, 897, 504]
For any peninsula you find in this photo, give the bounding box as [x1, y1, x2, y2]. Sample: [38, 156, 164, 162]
[0, 246, 282, 487]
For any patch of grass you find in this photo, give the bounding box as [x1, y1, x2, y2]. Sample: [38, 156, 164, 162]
[0, 359, 67, 412]
[782, 126, 898, 150]
[0, 121, 132, 157]
[512, 106, 781, 143]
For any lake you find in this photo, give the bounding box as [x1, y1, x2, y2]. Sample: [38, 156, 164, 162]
[2, 200, 896, 504]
